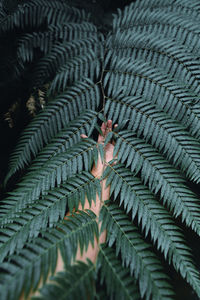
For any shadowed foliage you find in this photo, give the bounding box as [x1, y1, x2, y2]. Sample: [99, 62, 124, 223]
[1, 0, 200, 299]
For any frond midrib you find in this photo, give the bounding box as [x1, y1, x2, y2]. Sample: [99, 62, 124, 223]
[102, 204, 166, 298]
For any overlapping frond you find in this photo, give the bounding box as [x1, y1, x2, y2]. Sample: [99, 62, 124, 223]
[0, 0, 88, 33]
[48, 49, 101, 95]
[5, 81, 100, 184]
[31, 37, 101, 88]
[97, 244, 140, 300]
[104, 55, 200, 141]
[111, 131, 200, 234]
[0, 172, 100, 261]
[112, 2, 200, 52]
[4, 6, 102, 184]
[105, 94, 200, 183]
[100, 205, 175, 300]
[1, 139, 96, 225]
[1, 0, 200, 299]
[125, 0, 200, 11]
[17, 22, 98, 63]
[33, 260, 96, 300]
[107, 30, 200, 95]
[30, 110, 98, 169]
[0, 210, 98, 300]
[102, 167, 200, 296]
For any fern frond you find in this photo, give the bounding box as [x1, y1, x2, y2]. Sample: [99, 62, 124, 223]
[105, 95, 200, 183]
[48, 49, 100, 94]
[0, 0, 88, 33]
[1, 139, 96, 226]
[32, 37, 101, 88]
[113, 2, 200, 52]
[112, 131, 200, 234]
[107, 30, 200, 95]
[0, 172, 100, 261]
[100, 205, 175, 300]
[120, 3, 200, 28]
[97, 244, 140, 300]
[17, 22, 98, 63]
[2, 1, 200, 299]
[0, 210, 98, 300]
[5, 80, 100, 184]
[127, 0, 200, 11]
[30, 110, 97, 170]
[33, 260, 96, 300]
[103, 167, 200, 297]
[104, 55, 200, 140]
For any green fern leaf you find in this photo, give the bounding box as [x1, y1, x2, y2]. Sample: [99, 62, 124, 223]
[32, 260, 96, 300]
[29, 110, 97, 170]
[32, 37, 101, 88]
[17, 22, 98, 63]
[0, 210, 98, 300]
[49, 49, 101, 94]
[100, 204, 175, 300]
[105, 95, 200, 183]
[103, 166, 200, 296]
[2, 0, 200, 299]
[0, 0, 88, 32]
[97, 244, 141, 300]
[126, 0, 200, 11]
[108, 30, 200, 95]
[1, 139, 96, 226]
[111, 130, 200, 235]
[104, 54, 200, 140]
[5, 80, 100, 184]
[0, 172, 100, 261]
[113, 2, 200, 52]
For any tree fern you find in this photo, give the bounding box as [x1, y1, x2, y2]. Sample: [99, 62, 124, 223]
[1, 0, 200, 299]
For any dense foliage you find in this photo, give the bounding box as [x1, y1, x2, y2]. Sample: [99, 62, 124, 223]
[1, 0, 200, 299]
